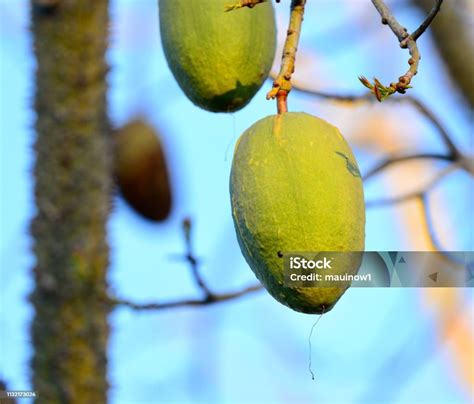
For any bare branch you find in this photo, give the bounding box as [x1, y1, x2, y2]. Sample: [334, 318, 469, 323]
[365, 164, 457, 208]
[224, 0, 266, 12]
[110, 218, 263, 311]
[287, 78, 470, 263]
[270, 73, 371, 103]
[419, 193, 465, 263]
[419, 194, 443, 251]
[411, 0, 443, 40]
[401, 95, 459, 157]
[372, 0, 409, 42]
[181, 218, 213, 297]
[267, 0, 307, 113]
[110, 284, 263, 311]
[363, 152, 454, 181]
[361, 0, 444, 100]
[288, 79, 463, 160]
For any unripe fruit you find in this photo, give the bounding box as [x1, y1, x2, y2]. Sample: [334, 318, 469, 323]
[114, 120, 172, 222]
[230, 113, 365, 314]
[159, 0, 276, 112]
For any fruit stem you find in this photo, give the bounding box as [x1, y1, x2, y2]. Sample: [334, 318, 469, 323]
[276, 90, 288, 114]
[267, 0, 307, 112]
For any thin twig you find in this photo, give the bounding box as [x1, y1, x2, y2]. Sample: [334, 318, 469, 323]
[288, 77, 470, 263]
[224, 0, 266, 12]
[363, 152, 454, 180]
[419, 194, 443, 252]
[411, 0, 443, 40]
[287, 79, 463, 162]
[360, 0, 443, 100]
[365, 164, 457, 208]
[267, 0, 307, 113]
[419, 193, 465, 264]
[110, 284, 263, 311]
[110, 218, 263, 311]
[401, 96, 458, 157]
[365, 165, 466, 263]
[182, 218, 213, 297]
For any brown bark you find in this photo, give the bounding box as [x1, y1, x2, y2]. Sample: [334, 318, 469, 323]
[30, 1, 111, 402]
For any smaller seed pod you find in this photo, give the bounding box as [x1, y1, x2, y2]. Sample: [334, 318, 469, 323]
[114, 119, 172, 222]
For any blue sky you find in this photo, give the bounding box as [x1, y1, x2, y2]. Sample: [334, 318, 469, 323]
[1, 1, 473, 403]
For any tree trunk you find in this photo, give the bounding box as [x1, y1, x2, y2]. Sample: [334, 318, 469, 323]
[30, 1, 110, 402]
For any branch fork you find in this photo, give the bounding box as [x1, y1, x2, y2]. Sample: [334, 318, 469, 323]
[267, 0, 307, 113]
[362, 0, 443, 101]
[111, 218, 262, 311]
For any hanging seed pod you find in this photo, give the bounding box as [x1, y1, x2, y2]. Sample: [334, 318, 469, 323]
[230, 112, 366, 314]
[114, 119, 172, 221]
[159, 0, 276, 112]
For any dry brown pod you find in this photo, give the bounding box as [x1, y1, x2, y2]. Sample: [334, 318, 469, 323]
[114, 119, 172, 221]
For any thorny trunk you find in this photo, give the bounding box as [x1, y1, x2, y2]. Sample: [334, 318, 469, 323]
[30, 1, 111, 402]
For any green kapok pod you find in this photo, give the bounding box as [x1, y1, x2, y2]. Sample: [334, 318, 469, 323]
[159, 0, 276, 113]
[230, 112, 366, 314]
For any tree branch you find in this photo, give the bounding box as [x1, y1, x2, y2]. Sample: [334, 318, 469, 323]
[418, 193, 464, 263]
[365, 160, 472, 265]
[110, 218, 263, 311]
[411, 0, 443, 40]
[363, 152, 454, 181]
[267, 0, 307, 113]
[401, 95, 458, 157]
[288, 79, 467, 166]
[288, 78, 471, 262]
[181, 218, 213, 297]
[110, 284, 263, 311]
[360, 0, 443, 100]
[365, 164, 457, 208]
[224, 0, 266, 12]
